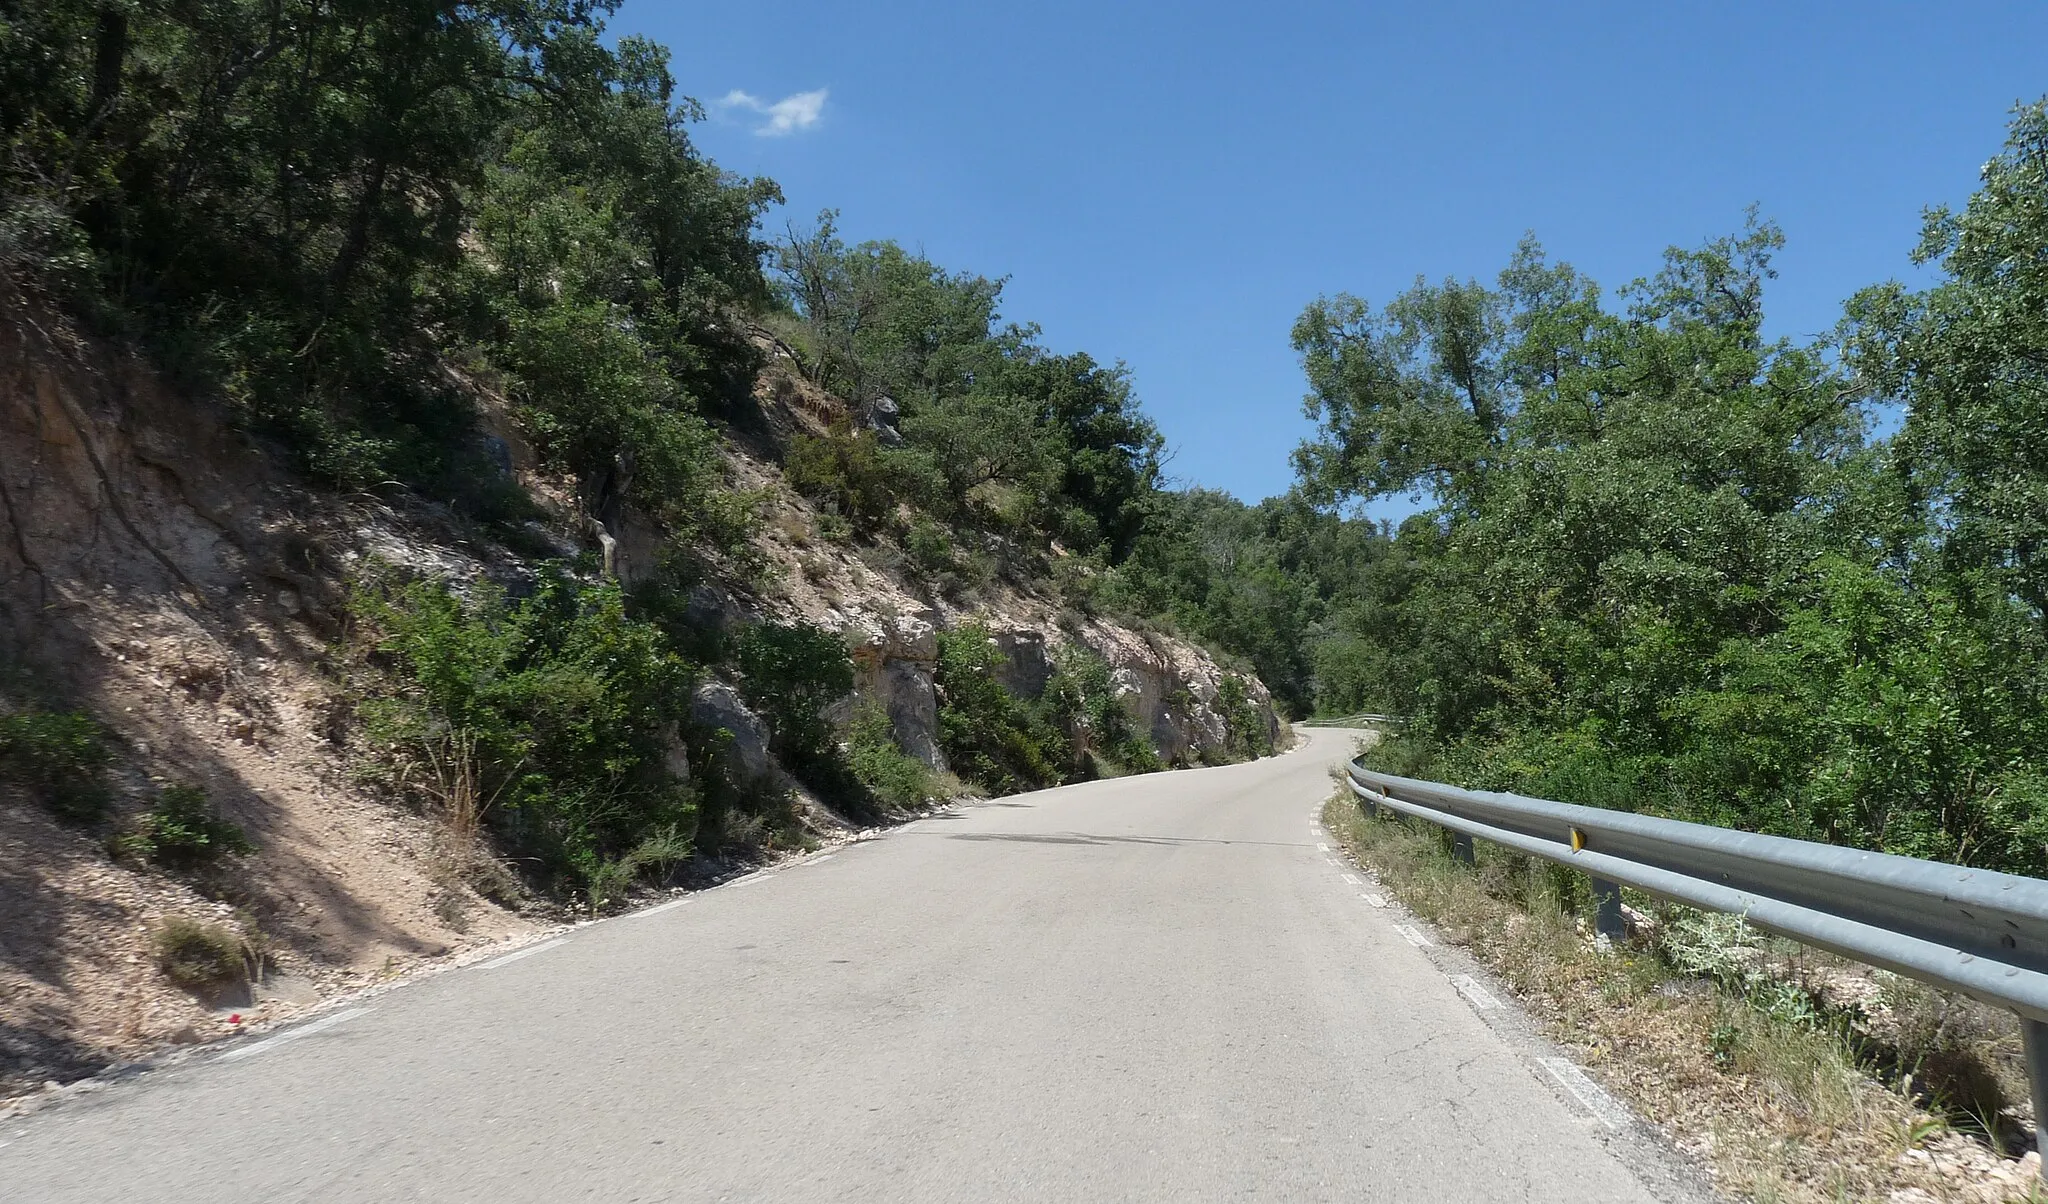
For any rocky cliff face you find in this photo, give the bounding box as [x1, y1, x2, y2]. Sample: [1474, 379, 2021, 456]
[714, 357, 1282, 776]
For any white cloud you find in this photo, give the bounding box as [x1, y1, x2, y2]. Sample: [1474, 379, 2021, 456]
[716, 88, 828, 137]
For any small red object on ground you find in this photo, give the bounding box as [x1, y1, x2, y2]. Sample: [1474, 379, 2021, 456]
[227, 1014, 242, 1025]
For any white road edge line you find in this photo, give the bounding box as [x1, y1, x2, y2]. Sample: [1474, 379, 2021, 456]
[219, 1008, 369, 1062]
[1452, 974, 1502, 1009]
[477, 938, 566, 969]
[1363, 892, 1387, 907]
[1316, 843, 1330, 852]
[627, 897, 692, 920]
[730, 871, 770, 887]
[808, 854, 835, 864]
[1538, 1057, 1630, 1130]
[1341, 873, 1361, 886]
[1394, 923, 1431, 948]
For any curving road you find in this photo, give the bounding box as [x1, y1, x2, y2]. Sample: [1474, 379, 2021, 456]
[0, 728, 1709, 1202]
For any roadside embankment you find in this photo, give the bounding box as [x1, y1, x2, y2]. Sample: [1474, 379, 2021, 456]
[1321, 785, 2043, 1204]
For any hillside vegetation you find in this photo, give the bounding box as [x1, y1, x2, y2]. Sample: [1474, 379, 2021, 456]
[0, 0, 1280, 882]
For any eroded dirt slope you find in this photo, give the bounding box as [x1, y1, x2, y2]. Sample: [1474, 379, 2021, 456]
[0, 299, 533, 1094]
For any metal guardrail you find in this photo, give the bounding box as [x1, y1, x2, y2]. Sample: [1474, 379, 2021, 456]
[1346, 761, 2048, 1165]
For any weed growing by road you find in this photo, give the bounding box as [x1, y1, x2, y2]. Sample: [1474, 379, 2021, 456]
[348, 567, 698, 903]
[935, 623, 1066, 793]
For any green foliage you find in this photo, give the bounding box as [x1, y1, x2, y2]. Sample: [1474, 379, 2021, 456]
[845, 703, 936, 809]
[729, 620, 854, 788]
[785, 422, 922, 532]
[127, 784, 257, 870]
[775, 212, 1008, 405]
[933, 628, 1187, 791]
[1215, 675, 1273, 761]
[1, 0, 771, 532]
[1102, 488, 1386, 718]
[773, 220, 1163, 561]
[1847, 101, 2048, 615]
[934, 624, 1065, 794]
[902, 392, 1064, 534]
[0, 708, 110, 822]
[904, 517, 959, 578]
[1322, 104, 2048, 879]
[1040, 645, 1159, 776]
[353, 568, 696, 897]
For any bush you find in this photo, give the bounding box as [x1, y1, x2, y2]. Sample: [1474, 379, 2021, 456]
[1042, 645, 1160, 776]
[785, 424, 903, 532]
[152, 916, 254, 992]
[1216, 675, 1272, 761]
[729, 620, 855, 787]
[0, 708, 111, 822]
[935, 624, 1067, 794]
[582, 824, 694, 913]
[353, 568, 697, 899]
[126, 784, 257, 869]
[905, 518, 958, 579]
[846, 703, 935, 809]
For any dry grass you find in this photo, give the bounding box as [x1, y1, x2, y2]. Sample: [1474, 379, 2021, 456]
[1321, 789, 2048, 1204]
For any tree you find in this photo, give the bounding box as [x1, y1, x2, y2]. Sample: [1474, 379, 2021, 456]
[1847, 101, 2048, 616]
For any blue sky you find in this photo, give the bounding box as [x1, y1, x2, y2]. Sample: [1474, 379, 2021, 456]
[629, 0, 2048, 511]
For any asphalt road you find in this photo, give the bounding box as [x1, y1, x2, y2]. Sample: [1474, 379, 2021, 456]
[1, 728, 1708, 1202]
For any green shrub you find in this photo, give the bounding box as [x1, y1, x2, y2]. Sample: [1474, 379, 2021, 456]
[129, 784, 257, 869]
[935, 624, 1068, 794]
[1042, 645, 1160, 776]
[785, 424, 902, 532]
[729, 621, 855, 787]
[846, 703, 935, 809]
[152, 916, 254, 992]
[905, 518, 957, 579]
[0, 708, 112, 822]
[353, 568, 697, 899]
[1216, 675, 1272, 761]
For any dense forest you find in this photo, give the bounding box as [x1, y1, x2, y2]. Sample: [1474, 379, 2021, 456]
[4, 0, 2047, 885]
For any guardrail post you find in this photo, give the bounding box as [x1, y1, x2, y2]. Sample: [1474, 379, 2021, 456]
[1592, 878, 1624, 942]
[1451, 832, 1474, 865]
[2026, 1020, 2048, 1180]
